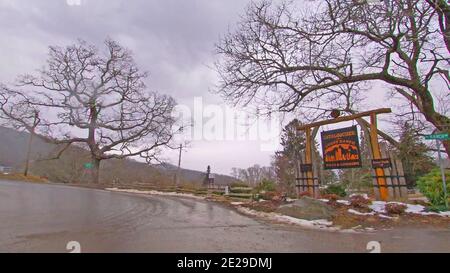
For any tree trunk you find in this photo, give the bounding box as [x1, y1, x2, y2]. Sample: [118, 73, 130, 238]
[91, 157, 101, 184]
[23, 131, 34, 176]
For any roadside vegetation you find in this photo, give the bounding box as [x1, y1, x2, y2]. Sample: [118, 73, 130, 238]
[0, 173, 47, 183]
[417, 169, 450, 211]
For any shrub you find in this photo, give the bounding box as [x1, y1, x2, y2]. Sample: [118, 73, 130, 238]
[256, 179, 277, 192]
[270, 192, 286, 202]
[385, 203, 407, 215]
[260, 191, 277, 201]
[228, 193, 253, 199]
[230, 181, 249, 188]
[230, 187, 253, 194]
[322, 184, 347, 197]
[417, 168, 450, 211]
[349, 194, 372, 209]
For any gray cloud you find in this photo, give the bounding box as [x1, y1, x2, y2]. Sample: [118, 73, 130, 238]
[0, 0, 249, 97]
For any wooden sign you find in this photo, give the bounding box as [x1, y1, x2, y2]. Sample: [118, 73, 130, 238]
[321, 126, 362, 169]
[372, 158, 392, 169]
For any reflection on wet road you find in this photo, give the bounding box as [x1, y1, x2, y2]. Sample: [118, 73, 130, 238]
[0, 180, 449, 252]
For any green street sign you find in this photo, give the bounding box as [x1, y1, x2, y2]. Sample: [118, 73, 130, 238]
[424, 133, 449, 140]
[83, 163, 94, 169]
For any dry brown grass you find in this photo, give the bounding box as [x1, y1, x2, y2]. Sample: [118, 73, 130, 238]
[0, 173, 48, 183]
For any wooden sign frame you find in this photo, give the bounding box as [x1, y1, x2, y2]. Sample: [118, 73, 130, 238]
[297, 108, 393, 201]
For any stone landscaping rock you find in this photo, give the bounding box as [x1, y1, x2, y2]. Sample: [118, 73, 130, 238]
[276, 197, 336, 220]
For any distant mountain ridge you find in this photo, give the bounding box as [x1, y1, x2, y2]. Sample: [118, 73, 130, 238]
[0, 126, 237, 186]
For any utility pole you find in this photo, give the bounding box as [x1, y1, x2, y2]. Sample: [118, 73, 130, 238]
[174, 143, 183, 187]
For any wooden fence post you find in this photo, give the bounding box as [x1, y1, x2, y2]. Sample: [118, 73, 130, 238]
[357, 119, 378, 199]
[388, 150, 408, 199]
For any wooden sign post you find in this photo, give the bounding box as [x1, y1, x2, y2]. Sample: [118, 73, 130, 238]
[304, 127, 315, 197]
[297, 108, 393, 201]
[369, 113, 388, 201]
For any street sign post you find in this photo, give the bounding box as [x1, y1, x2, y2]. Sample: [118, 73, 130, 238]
[436, 140, 448, 210]
[83, 163, 94, 169]
[424, 133, 449, 140]
[424, 133, 448, 209]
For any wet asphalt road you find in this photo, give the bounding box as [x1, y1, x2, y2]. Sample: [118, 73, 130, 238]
[0, 179, 449, 252]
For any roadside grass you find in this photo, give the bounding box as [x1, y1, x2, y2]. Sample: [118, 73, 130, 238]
[0, 173, 48, 183]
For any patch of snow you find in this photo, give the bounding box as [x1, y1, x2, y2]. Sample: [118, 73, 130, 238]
[404, 203, 426, 214]
[273, 215, 334, 229]
[378, 214, 396, 219]
[413, 210, 450, 217]
[369, 201, 387, 213]
[439, 211, 450, 217]
[312, 219, 334, 226]
[105, 188, 205, 200]
[337, 200, 351, 205]
[230, 202, 244, 206]
[348, 209, 375, 216]
[235, 206, 351, 232]
[319, 198, 351, 206]
[349, 193, 369, 199]
[368, 200, 450, 217]
[340, 229, 360, 234]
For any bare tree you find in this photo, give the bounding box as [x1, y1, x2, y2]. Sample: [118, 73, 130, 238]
[0, 39, 178, 183]
[232, 164, 276, 186]
[215, 0, 450, 158]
